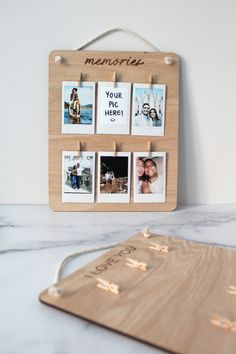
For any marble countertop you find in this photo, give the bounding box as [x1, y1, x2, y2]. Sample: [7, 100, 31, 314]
[1, 204, 236, 354]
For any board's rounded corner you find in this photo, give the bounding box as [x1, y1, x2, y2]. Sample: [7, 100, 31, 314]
[49, 201, 57, 212]
[38, 290, 47, 303]
[166, 201, 178, 212]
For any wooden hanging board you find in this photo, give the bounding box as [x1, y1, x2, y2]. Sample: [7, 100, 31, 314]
[49, 50, 179, 211]
[40, 232, 236, 354]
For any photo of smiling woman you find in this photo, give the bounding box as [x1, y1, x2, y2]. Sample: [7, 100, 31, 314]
[133, 152, 166, 203]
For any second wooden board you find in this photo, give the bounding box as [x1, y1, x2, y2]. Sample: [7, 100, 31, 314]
[40, 232, 236, 354]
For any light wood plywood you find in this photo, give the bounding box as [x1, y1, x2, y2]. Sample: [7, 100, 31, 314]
[49, 51, 179, 211]
[40, 232, 236, 354]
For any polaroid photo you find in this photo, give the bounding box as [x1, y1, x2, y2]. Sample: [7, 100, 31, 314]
[62, 81, 95, 134]
[62, 151, 95, 203]
[97, 152, 131, 203]
[97, 82, 131, 134]
[133, 152, 166, 203]
[132, 83, 166, 136]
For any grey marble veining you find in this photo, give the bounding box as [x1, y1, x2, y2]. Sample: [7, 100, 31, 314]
[0, 204, 236, 354]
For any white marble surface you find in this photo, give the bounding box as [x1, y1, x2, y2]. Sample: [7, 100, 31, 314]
[1, 204, 236, 354]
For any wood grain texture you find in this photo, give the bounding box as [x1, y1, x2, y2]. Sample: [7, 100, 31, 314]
[49, 51, 179, 211]
[40, 233, 236, 354]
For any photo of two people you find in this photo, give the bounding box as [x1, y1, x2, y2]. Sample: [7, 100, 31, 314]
[62, 152, 95, 203]
[136, 156, 164, 194]
[132, 84, 166, 136]
[134, 103, 162, 127]
[134, 152, 166, 203]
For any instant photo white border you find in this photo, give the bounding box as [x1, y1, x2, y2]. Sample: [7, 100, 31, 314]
[97, 152, 131, 203]
[133, 152, 166, 203]
[97, 82, 131, 135]
[62, 151, 95, 203]
[131, 84, 166, 136]
[62, 81, 95, 134]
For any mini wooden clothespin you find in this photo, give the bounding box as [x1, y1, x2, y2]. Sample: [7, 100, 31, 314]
[78, 72, 82, 87]
[229, 285, 236, 295]
[113, 141, 117, 157]
[142, 226, 151, 238]
[55, 55, 63, 64]
[112, 72, 117, 88]
[149, 242, 169, 253]
[77, 141, 81, 157]
[126, 258, 147, 271]
[96, 277, 119, 295]
[148, 73, 153, 89]
[211, 314, 236, 332]
[147, 141, 151, 155]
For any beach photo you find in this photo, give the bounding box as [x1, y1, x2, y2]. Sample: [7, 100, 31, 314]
[133, 152, 166, 203]
[62, 81, 95, 134]
[97, 152, 131, 203]
[132, 84, 166, 136]
[62, 151, 95, 203]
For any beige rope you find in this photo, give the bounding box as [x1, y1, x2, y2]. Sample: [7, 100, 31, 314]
[76, 28, 160, 51]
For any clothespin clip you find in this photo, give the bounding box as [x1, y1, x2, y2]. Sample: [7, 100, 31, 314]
[147, 141, 151, 156]
[211, 314, 236, 332]
[112, 72, 117, 88]
[229, 285, 236, 295]
[126, 258, 147, 271]
[55, 55, 63, 64]
[142, 226, 151, 238]
[96, 277, 119, 295]
[164, 56, 174, 65]
[148, 73, 153, 89]
[149, 242, 169, 253]
[77, 141, 81, 157]
[113, 141, 117, 157]
[78, 72, 82, 87]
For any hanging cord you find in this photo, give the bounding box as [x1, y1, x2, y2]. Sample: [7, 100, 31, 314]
[76, 27, 160, 52]
[48, 242, 118, 296]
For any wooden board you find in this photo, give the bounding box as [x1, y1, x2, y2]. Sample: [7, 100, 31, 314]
[49, 50, 179, 211]
[40, 232, 236, 354]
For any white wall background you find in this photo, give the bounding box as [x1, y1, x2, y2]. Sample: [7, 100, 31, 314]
[0, 0, 236, 205]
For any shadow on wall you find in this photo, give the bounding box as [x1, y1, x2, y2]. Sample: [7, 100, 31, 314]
[178, 56, 207, 204]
